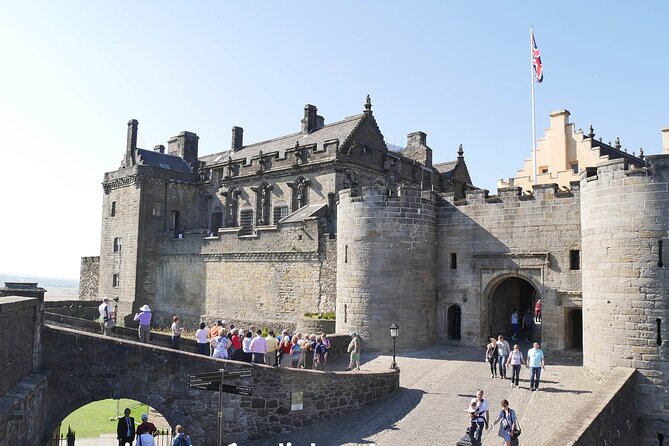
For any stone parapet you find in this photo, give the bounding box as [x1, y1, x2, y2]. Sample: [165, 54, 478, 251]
[0, 297, 38, 395]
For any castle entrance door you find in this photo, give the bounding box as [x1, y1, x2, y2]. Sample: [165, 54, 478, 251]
[487, 276, 540, 342]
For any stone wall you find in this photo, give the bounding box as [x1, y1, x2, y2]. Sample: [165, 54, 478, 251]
[438, 184, 582, 348]
[79, 256, 99, 301]
[544, 367, 636, 445]
[0, 372, 49, 446]
[41, 326, 399, 445]
[336, 186, 437, 351]
[581, 156, 669, 443]
[0, 297, 37, 395]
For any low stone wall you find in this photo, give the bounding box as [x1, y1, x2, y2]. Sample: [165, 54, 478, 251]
[296, 317, 336, 335]
[0, 372, 49, 446]
[0, 297, 37, 395]
[45, 300, 99, 320]
[544, 367, 636, 445]
[42, 326, 400, 445]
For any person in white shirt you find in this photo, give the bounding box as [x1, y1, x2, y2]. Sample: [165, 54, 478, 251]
[98, 298, 115, 336]
[470, 389, 489, 442]
[195, 322, 209, 355]
[496, 335, 511, 379]
[250, 329, 268, 364]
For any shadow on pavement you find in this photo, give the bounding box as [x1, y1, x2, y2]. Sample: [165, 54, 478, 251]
[243, 387, 426, 446]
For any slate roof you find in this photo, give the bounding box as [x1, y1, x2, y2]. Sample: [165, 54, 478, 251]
[433, 160, 458, 175]
[137, 149, 192, 173]
[200, 113, 366, 166]
[591, 139, 644, 166]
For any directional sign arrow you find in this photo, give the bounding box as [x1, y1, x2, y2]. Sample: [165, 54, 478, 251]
[189, 383, 253, 396]
[223, 370, 253, 378]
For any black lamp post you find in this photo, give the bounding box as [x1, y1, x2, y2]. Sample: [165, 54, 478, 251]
[390, 321, 399, 369]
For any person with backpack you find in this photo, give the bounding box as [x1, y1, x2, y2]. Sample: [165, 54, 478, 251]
[490, 399, 520, 446]
[171, 425, 191, 446]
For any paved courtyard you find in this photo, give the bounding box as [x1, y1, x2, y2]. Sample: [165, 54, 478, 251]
[246, 344, 605, 446]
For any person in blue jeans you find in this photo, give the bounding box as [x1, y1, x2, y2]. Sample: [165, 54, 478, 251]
[527, 342, 546, 390]
[496, 335, 510, 379]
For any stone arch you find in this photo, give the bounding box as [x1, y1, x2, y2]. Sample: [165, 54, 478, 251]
[482, 272, 541, 341]
[44, 394, 179, 443]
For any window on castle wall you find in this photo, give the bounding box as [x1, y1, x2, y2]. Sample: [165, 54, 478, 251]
[111, 201, 116, 217]
[239, 209, 254, 236]
[152, 203, 161, 217]
[113, 237, 122, 253]
[570, 250, 580, 270]
[540, 166, 549, 174]
[450, 253, 457, 269]
[112, 273, 120, 288]
[210, 212, 223, 235]
[570, 162, 579, 174]
[273, 206, 289, 224]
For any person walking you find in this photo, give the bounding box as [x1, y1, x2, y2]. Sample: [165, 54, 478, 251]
[470, 389, 489, 443]
[170, 316, 185, 350]
[116, 407, 136, 446]
[171, 425, 192, 446]
[527, 342, 546, 391]
[496, 335, 510, 379]
[136, 413, 157, 446]
[490, 399, 519, 446]
[133, 305, 152, 343]
[507, 344, 526, 388]
[535, 299, 542, 322]
[522, 308, 534, 342]
[249, 329, 267, 364]
[99, 297, 115, 336]
[346, 332, 362, 371]
[314, 336, 327, 370]
[510, 309, 520, 341]
[485, 337, 499, 378]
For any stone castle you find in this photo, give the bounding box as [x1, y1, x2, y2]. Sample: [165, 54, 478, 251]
[81, 97, 668, 440]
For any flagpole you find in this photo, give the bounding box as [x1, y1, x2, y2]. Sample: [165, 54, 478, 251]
[530, 26, 538, 186]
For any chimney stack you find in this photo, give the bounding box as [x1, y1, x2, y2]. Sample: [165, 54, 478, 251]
[232, 126, 244, 151]
[123, 119, 138, 167]
[153, 145, 165, 154]
[662, 127, 669, 154]
[168, 131, 199, 170]
[405, 131, 432, 167]
[302, 104, 318, 134]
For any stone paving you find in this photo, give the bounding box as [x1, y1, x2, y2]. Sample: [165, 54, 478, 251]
[243, 344, 607, 446]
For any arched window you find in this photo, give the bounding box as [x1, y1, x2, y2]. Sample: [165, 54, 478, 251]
[447, 304, 462, 340]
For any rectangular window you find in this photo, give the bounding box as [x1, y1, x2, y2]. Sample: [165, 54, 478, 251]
[239, 209, 254, 236]
[571, 162, 579, 174]
[111, 201, 116, 217]
[273, 205, 289, 224]
[539, 166, 549, 174]
[570, 250, 580, 270]
[112, 273, 120, 288]
[113, 237, 122, 253]
[450, 253, 457, 270]
[152, 203, 161, 217]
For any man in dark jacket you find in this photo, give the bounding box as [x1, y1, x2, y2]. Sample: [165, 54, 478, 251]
[116, 407, 135, 446]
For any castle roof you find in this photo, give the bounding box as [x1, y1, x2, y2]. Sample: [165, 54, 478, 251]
[590, 138, 645, 166]
[433, 160, 458, 176]
[279, 203, 328, 224]
[200, 113, 366, 167]
[136, 149, 192, 173]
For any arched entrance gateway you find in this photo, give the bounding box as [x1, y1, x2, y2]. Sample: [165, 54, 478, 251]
[485, 275, 541, 342]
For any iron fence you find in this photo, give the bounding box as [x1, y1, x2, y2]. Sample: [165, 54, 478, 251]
[48, 429, 172, 446]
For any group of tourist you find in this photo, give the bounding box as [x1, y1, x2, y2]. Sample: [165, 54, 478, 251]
[510, 308, 536, 342]
[194, 320, 333, 370]
[115, 407, 191, 446]
[485, 336, 546, 390]
[467, 390, 521, 446]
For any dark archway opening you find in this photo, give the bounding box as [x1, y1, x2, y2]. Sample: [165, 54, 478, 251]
[489, 276, 540, 342]
[566, 308, 583, 350]
[447, 304, 462, 340]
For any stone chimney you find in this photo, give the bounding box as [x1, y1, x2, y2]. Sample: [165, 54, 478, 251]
[302, 104, 319, 134]
[662, 127, 669, 154]
[153, 145, 165, 154]
[124, 119, 138, 167]
[549, 109, 570, 133]
[168, 131, 199, 170]
[231, 126, 244, 151]
[404, 131, 432, 167]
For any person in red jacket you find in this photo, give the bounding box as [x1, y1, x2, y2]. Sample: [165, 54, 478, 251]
[136, 413, 157, 436]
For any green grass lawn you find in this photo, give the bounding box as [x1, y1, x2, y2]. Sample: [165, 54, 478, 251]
[59, 399, 149, 438]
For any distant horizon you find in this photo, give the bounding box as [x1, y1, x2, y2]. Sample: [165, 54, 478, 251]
[0, 272, 79, 285]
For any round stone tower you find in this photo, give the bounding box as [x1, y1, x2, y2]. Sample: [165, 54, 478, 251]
[336, 186, 437, 351]
[580, 156, 669, 441]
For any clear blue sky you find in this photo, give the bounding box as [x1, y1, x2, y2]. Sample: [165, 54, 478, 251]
[1, 1, 667, 279]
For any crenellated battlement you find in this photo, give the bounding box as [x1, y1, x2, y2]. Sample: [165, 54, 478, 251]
[441, 182, 580, 208]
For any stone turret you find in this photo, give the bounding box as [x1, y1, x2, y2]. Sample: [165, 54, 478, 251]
[580, 156, 669, 442]
[336, 186, 437, 351]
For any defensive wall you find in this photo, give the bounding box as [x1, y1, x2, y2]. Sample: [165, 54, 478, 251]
[581, 156, 669, 443]
[437, 183, 582, 349]
[79, 256, 99, 301]
[336, 186, 437, 351]
[41, 325, 399, 445]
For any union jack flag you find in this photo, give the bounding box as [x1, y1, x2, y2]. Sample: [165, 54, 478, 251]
[531, 31, 543, 83]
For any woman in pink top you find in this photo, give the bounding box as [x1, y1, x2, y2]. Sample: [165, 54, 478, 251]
[535, 299, 542, 322]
